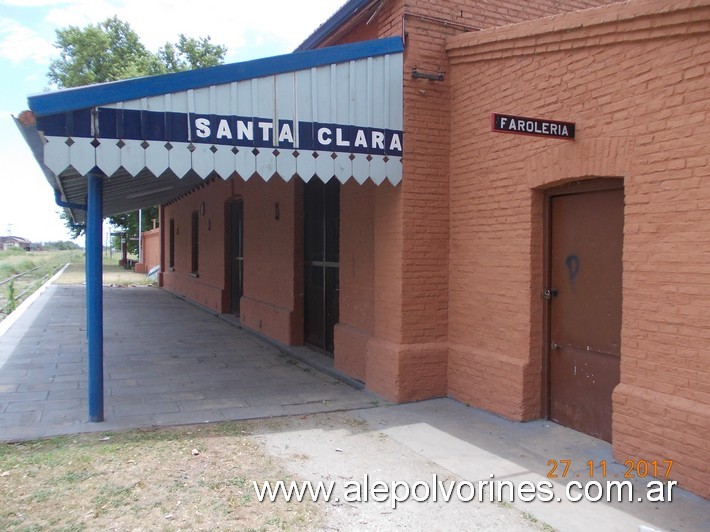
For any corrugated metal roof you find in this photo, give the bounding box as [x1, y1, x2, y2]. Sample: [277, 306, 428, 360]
[18, 37, 405, 223]
[28, 37, 403, 117]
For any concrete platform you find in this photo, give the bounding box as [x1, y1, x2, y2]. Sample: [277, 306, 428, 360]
[0, 284, 379, 440]
[0, 282, 707, 530]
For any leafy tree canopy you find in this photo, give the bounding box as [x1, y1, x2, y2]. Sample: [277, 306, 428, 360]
[42, 240, 82, 251]
[49, 17, 227, 245]
[110, 207, 159, 256]
[48, 16, 227, 88]
[157, 34, 227, 72]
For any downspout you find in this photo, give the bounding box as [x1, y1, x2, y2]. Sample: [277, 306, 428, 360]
[54, 189, 87, 231]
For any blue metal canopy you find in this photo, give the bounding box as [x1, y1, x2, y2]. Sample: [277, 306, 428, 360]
[16, 25, 404, 428]
[29, 37, 403, 116]
[18, 37, 404, 225]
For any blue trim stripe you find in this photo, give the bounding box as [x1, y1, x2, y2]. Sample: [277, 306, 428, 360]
[28, 37, 403, 117]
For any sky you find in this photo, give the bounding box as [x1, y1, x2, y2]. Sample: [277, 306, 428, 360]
[0, 0, 345, 245]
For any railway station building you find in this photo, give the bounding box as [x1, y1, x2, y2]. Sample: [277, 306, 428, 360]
[17, 0, 710, 497]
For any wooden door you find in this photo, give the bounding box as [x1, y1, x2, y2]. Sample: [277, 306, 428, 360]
[548, 183, 623, 442]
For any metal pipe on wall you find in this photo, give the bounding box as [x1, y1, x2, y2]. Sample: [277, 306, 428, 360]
[138, 208, 142, 265]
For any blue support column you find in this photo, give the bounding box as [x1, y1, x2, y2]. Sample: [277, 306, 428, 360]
[86, 171, 104, 422]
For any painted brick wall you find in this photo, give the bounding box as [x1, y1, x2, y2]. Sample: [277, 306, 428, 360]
[330, 0, 619, 401]
[335, 181, 376, 381]
[446, 0, 710, 498]
[162, 178, 235, 311]
[240, 177, 303, 345]
[135, 228, 160, 274]
[161, 175, 302, 345]
[159, 0, 624, 401]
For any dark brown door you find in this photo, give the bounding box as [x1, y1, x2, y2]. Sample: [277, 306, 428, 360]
[548, 184, 623, 442]
[304, 179, 340, 354]
[230, 200, 244, 315]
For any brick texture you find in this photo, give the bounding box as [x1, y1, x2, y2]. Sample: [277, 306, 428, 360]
[135, 228, 160, 274]
[446, 0, 710, 498]
[161, 176, 304, 345]
[328, 0, 619, 402]
[157, 0, 708, 500]
[162, 178, 235, 312]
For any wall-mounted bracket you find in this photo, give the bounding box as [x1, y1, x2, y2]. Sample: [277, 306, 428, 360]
[411, 68, 444, 81]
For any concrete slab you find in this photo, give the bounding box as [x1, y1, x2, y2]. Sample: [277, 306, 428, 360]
[0, 282, 707, 530]
[352, 399, 708, 532]
[0, 284, 379, 440]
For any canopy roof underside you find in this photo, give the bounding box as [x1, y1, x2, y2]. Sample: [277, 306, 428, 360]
[17, 37, 404, 224]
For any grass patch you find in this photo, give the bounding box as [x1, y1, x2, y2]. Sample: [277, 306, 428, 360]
[54, 258, 155, 287]
[0, 247, 28, 258]
[0, 422, 322, 531]
[1, 250, 84, 317]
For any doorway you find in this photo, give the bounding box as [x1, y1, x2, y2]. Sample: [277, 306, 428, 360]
[303, 179, 340, 354]
[547, 180, 623, 442]
[229, 200, 244, 315]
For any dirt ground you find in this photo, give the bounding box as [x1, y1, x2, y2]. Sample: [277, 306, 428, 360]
[54, 261, 155, 287]
[0, 421, 320, 531]
[0, 412, 548, 531]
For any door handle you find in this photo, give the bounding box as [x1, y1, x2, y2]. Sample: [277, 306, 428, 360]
[544, 289, 559, 300]
[551, 342, 561, 350]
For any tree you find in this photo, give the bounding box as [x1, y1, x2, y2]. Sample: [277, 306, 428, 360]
[110, 207, 158, 256]
[59, 211, 84, 240]
[48, 17, 164, 87]
[157, 34, 227, 72]
[48, 16, 227, 88]
[48, 17, 227, 244]
[42, 240, 82, 251]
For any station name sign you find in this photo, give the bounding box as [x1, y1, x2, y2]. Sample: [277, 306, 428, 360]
[35, 107, 404, 157]
[492, 113, 575, 140]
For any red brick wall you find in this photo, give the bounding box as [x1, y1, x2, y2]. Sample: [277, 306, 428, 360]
[327, 0, 619, 401]
[135, 228, 160, 274]
[162, 178, 234, 311]
[161, 175, 302, 345]
[160, 0, 625, 401]
[240, 178, 303, 345]
[446, 0, 710, 498]
[335, 181, 376, 381]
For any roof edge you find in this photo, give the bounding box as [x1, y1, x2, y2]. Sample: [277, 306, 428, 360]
[296, 0, 378, 51]
[28, 36, 403, 117]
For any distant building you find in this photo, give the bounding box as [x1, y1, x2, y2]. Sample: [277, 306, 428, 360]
[0, 236, 32, 251]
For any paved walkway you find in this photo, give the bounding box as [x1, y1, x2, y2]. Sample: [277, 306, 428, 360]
[0, 282, 707, 530]
[0, 284, 378, 440]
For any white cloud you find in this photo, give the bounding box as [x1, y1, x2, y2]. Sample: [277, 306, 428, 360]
[44, 0, 118, 29]
[41, 0, 346, 61]
[0, 17, 55, 64]
[0, 113, 74, 242]
[0, 1, 66, 6]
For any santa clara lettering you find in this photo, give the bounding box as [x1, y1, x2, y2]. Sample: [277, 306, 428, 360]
[492, 113, 575, 140]
[191, 114, 403, 156]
